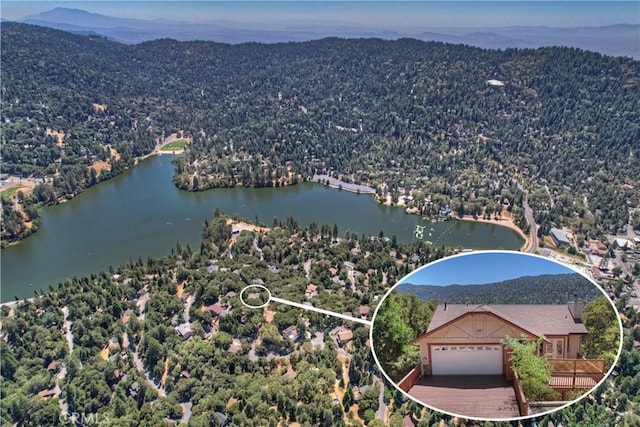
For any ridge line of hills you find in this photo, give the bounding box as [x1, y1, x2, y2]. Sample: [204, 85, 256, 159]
[397, 273, 603, 305]
[4, 7, 638, 58]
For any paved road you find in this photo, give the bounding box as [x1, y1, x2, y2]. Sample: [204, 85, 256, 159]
[62, 306, 74, 354]
[183, 294, 195, 324]
[522, 196, 538, 253]
[375, 377, 389, 422]
[126, 331, 166, 397]
[513, 179, 538, 253]
[179, 402, 192, 425]
[310, 332, 325, 349]
[312, 175, 376, 194]
[57, 306, 74, 418]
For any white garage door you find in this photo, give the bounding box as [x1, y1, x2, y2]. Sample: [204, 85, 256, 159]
[431, 345, 503, 375]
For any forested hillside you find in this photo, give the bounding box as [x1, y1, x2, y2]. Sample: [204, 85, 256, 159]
[397, 273, 602, 304]
[0, 215, 455, 426]
[1, 215, 639, 426]
[2, 22, 639, 246]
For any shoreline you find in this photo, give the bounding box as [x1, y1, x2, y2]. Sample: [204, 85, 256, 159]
[310, 179, 529, 250]
[1, 183, 528, 303]
[0, 297, 35, 308]
[0, 135, 185, 248]
[456, 214, 530, 251]
[136, 135, 188, 163]
[308, 177, 529, 250]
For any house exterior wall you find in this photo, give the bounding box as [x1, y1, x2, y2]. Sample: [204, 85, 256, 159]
[424, 312, 532, 343]
[416, 312, 584, 375]
[418, 313, 536, 374]
[567, 334, 583, 359]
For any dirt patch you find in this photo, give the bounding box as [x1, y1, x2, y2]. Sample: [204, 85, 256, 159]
[17, 184, 35, 197]
[92, 103, 107, 112]
[544, 236, 557, 248]
[109, 147, 121, 160]
[176, 282, 185, 299]
[98, 347, 109, 361]
[349, 404, 365, 424]
[89, 161, 111, 175]
[226, 397, 239, 409]
[46, 128, 65, 147]
[14, 202, 34, 229]
[121, 309, 131, 325]
[228, 219, 270, 234]
[379, 194, 406, 207]
[263, 309, 276, 323]
[160, 358, 170, 388]
[337, 354, 350, 391]
[17, 184, 35, 195]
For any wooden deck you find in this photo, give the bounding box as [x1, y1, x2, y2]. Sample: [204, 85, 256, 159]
[548, 359, 604, 391]
[408, 375, 520, 419]
[549, 375, 598, 389]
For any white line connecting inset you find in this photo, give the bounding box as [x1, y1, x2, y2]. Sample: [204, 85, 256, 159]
[270, 296, 372, 326]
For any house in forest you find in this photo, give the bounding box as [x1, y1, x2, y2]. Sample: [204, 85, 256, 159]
[175, 323, 192, 340]
[410, 301, 588, 376]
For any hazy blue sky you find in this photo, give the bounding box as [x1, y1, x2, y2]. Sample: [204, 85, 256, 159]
[2, 1, 638, 29]
[398, 251, 575, 286]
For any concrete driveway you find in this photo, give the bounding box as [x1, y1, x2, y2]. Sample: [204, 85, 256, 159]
[408, 375, 520, 419]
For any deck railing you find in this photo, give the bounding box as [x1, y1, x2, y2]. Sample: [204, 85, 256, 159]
[548, 358, 605, 375]
[548, 359, 606, 392]
[512, 370, 529, 416]
[397, 365, 422, 392]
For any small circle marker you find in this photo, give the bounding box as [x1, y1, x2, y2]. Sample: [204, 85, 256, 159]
[239, 285, 272, 309]
[239, 285, 371, 325]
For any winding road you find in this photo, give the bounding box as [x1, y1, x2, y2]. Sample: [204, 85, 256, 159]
[522, 196, 538, 253]
[376, 376, 389, 422]
[513, 179, 538, 253]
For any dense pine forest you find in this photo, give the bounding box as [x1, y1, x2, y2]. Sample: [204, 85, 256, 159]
[1, 23, 639, 425]
[1, 215, 639, 426]
[0, 215, 452, 426]
[2, 22, 639, 246]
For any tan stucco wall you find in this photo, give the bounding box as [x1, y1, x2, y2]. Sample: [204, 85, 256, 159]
[418, 313, 536, 363]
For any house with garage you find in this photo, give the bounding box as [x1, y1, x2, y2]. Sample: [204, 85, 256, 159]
[397, 299, 608, 417]
[409, 300, 588, 377]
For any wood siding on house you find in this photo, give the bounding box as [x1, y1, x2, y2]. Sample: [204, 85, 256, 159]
[418, 312, 538, 374]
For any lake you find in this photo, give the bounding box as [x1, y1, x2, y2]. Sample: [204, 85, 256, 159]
[0, 155, 523, 301]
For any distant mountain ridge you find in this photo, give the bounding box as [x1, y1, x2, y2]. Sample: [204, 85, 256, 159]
[1, 22, 638, 246]
[397, 274, 603, 305]
[15, 7, 640, 58]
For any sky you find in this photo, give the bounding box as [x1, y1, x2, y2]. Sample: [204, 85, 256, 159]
[398, 251, 576, 286]
[1, 1, 638, 29]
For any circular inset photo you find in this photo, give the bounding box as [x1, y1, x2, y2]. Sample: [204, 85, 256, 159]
[371, 251, 622, 421]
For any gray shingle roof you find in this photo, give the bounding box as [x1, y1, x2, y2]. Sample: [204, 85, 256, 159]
[426, 304, 587, 337]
